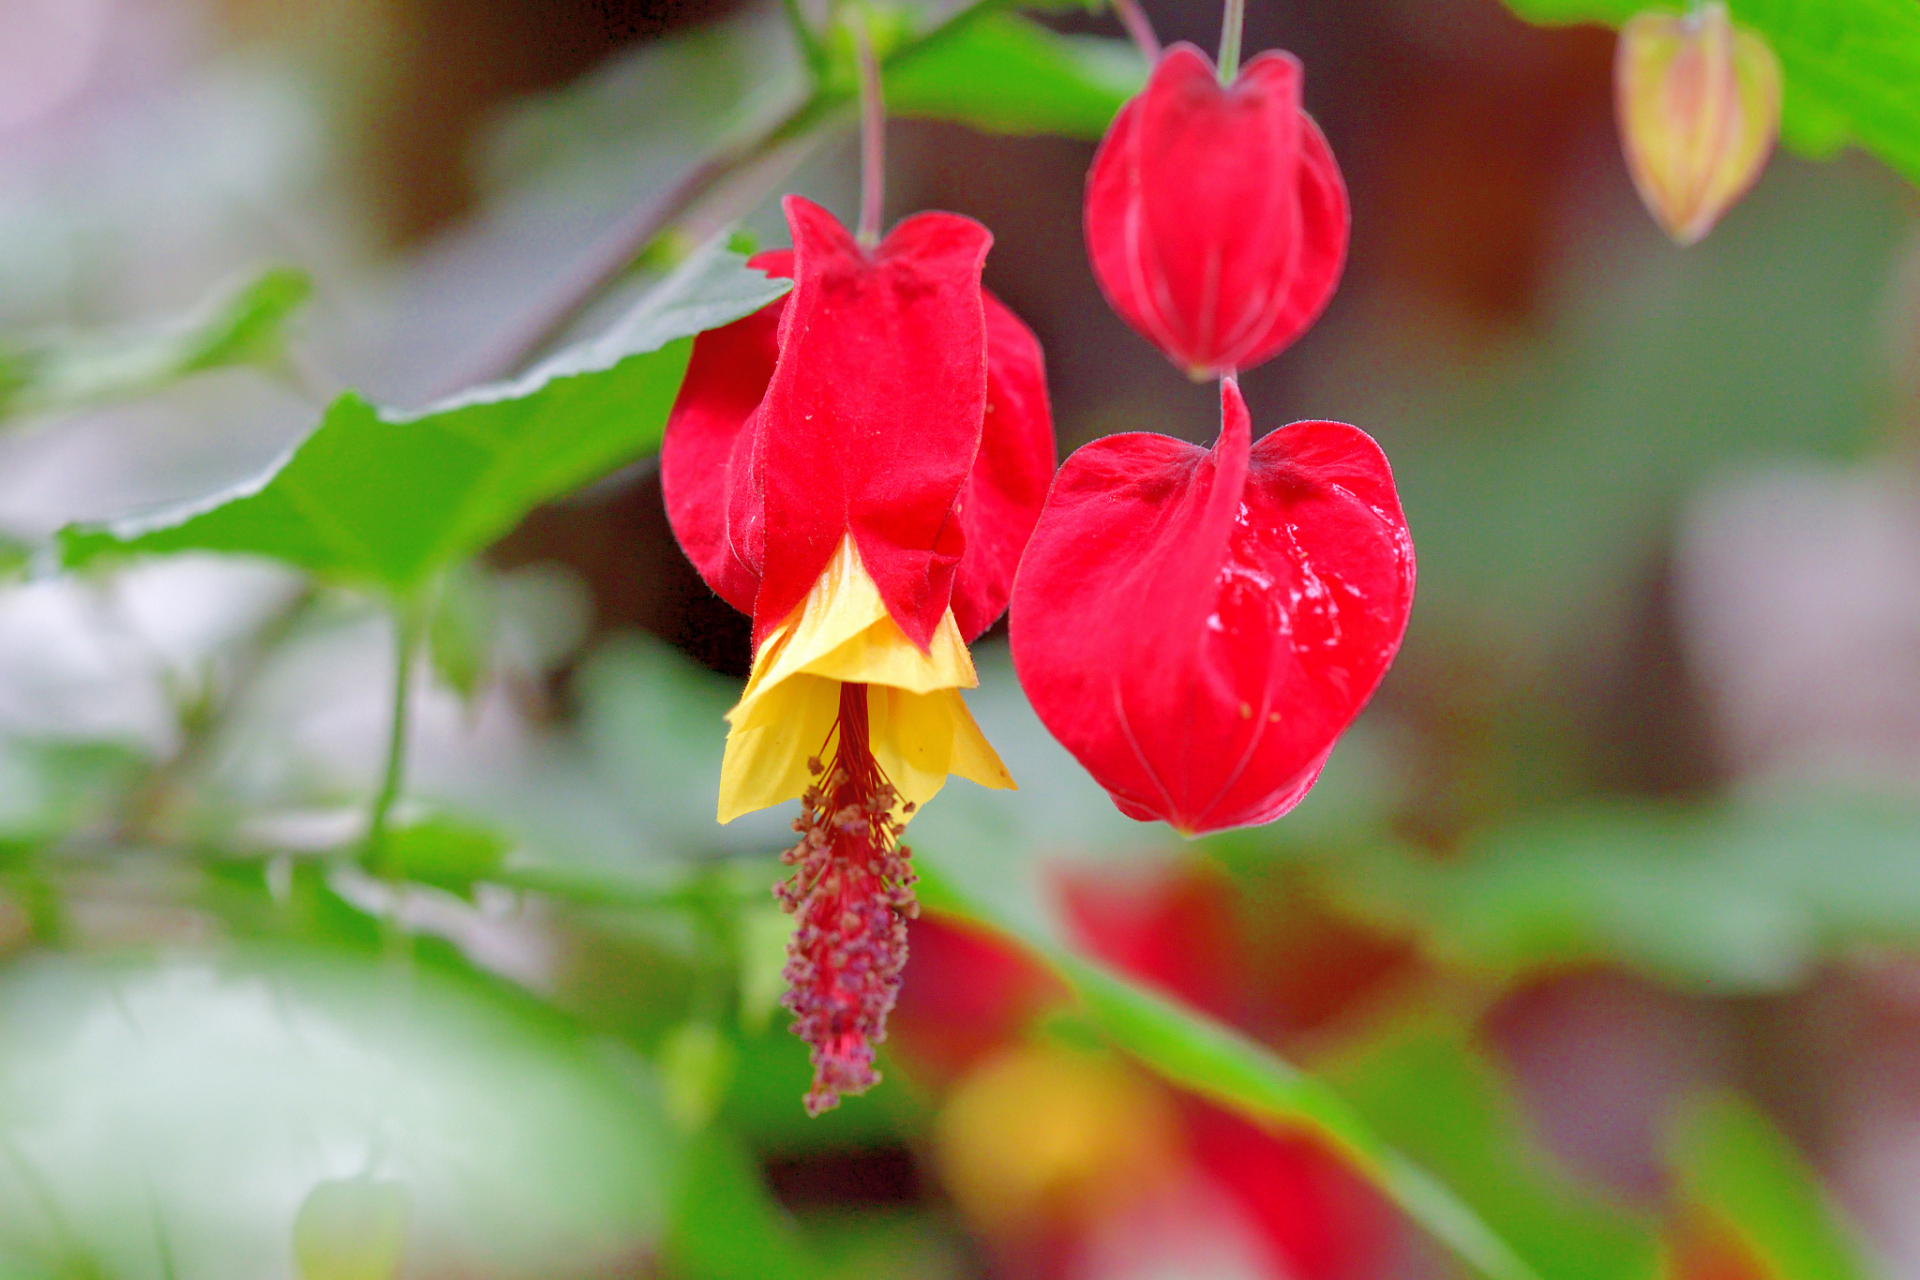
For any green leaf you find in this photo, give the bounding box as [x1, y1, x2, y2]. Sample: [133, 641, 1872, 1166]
[666, 1128, 821, 1280]
[660, 1021, 739, 1133]
[426, 564, 496, 703]
[1500, 0, 1920, 183]
[57, 243, 790, 593]
[882, 11, 1144, 139]
[293, 1176, 411, 1280]
[912, 859, 1544, 1280]
[1342, 795, 1920, 993]
[379, 815, 510, 895]
[1326, 1018, 1659, 1280]
[1670, 1094, 1876, 1280]
[0, 267, 311, 421]
[736, 902, 796, 1037]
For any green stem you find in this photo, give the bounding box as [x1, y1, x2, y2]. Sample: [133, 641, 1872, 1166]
[1217, 0, 1245, 82]
[364, 600, 420, 872]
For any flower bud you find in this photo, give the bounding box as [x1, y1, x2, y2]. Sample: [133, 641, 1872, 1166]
[1084, 44, 1348, 380]
[1615, 3, 1781, 246]
[1009, 380, 1413, 836]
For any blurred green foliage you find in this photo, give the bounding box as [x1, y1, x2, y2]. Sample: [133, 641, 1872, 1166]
[0, 268, 310, 424]
[0, 0, 1906, 1276]
[882, 11, 1146, 137]
[1673, 1096, 1871, 1280]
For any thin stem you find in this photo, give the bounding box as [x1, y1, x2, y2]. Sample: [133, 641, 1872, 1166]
[364, 600, 420, 871]
[850, 11, 887, 248]
[425, 0, 999, 398]
[1217, 0, 1245, 83]
[1110, 0, 1161, 63]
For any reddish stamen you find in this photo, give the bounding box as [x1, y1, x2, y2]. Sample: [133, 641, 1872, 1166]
[775, 681, 920, 1115]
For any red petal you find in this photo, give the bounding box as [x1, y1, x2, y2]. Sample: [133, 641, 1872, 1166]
[1054, 861, 1242, 1021]
[660, 249, 793, 617]
[756, 196, 992, 649]
[1084, 45, 1349, 378]
[663, 205, 1053, 649]
[950, 291, 1056, 641]
[1009, 380, 1413, 835]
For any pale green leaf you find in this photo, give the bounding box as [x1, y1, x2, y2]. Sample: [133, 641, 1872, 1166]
[0, 267, 311, 421]
[1343, 795, 1920, 993]
[57, 244, 790, 593]
[426, 564, 496, 704]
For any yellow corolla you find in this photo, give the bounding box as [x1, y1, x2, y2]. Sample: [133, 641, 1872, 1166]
[717, 536, 1015, 824]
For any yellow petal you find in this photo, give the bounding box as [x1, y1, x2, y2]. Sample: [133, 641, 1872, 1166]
[717, 671, 841, 824]
[1615, 3, 1780, 245]
[717, 536, 1014, 823]
[867, 684, 1015, 811]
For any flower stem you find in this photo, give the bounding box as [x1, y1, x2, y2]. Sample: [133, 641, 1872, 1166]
[1217, 0, 1245, 83]
[850, 10, 887, 249]
[431, 0, 1001, 396]
[365, 600, 420, 872]
[1110, 0, 1161, 63]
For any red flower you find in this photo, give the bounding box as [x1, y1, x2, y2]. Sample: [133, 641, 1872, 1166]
[661, 195, 1055, 1112]
[1085, 43, 1348, 380]
[1009, 379, 1412, 836]
[1182, 1101, 1404, 1280]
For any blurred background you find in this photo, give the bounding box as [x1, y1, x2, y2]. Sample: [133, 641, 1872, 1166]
[0, 0, 1912, 1276]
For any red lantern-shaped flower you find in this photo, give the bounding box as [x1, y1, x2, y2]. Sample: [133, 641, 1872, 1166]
[1009, 379, 1412, 836]
[662, 195, 1055, 1112]
[1085, 43, 1349, 380]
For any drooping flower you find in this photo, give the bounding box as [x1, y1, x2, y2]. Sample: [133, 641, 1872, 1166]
[1615, 2, 1781, 246]
[1084, 43, 1348, 381]
[1009, 378, 1412, 836]
[661, 194, 1055, 1112]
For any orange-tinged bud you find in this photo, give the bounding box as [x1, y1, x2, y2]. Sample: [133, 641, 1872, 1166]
[1615, 3, 1781, 246]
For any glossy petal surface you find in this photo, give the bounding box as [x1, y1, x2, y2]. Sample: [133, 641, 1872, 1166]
[1084, 44, 1348, 379]
[1010, 380, 1413, 835]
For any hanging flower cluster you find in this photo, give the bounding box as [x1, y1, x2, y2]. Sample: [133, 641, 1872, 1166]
[661, 194, 1054, 1112]
[665, 17, 1413, 1114]
[1011, 40, 1415, 836]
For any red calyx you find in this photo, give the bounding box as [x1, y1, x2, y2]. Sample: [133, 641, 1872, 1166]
[1084, 43, 1349, 379]
[1008, 379, 1414, 835]
[660, 195, 1056, 651]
